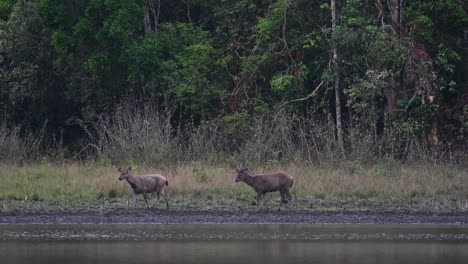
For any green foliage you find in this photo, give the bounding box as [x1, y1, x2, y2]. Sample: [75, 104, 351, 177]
[131, 34, 162, 72]
[0, 0, 15, 22]
[0, 0, 69, 130]
[37, 0, 66, 28]
[85, 52, 110, 75]
[127, 33, 162, 85]
[155, 23, 226, 120]
[256, 0, 283, 36]
[341, 0, 367, 26]
[101, 0, 143, 47]
[367, 30, 407, 70]
[0, 0, 467, 160]
[434, 0, 468, 34]
[346, 71, 385, 130]
[37, 0, 146, 115]
[387, 117, 429, 139]
[51, 31, 75, 54]
[224, 112, 252, 142]
[406, 0, 468, 41]
[436, 47, 461, 74]
[270, 73, 294, 95]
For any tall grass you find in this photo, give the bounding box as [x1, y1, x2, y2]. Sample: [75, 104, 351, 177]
[1, 102, 466, 212]
[75, 105, 180, 165]
[70, 102, 467, 168]
[0, 122, 46, 163]
[0, 161, 466, 212]
[2, 101, 465, 167]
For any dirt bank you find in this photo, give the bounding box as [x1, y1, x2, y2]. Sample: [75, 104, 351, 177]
[1, 210, 467, 225]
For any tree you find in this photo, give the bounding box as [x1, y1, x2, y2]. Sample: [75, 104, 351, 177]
[0, 0, 67, 131]
[331, 0, 344, 154]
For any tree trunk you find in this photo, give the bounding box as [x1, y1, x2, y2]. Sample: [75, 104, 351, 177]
[155, 0, 160, 32]
[399, 0, 405, 32]
[331, 0, 344, 154]
[144, 4, 151, 33]
[375, 0, 384, 26]
[144, 0, 160, 33]
[149, 0, 160, 32]
[186, 0, 192, 23]
[387, 0, 401, 34]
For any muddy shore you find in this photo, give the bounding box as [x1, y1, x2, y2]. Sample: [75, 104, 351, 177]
[1, 210, 466, 225]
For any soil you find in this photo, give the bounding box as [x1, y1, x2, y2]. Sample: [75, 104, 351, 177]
[1, 210, 467, 225]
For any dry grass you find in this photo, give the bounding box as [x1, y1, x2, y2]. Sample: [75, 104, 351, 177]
[0, 161, 466, 212]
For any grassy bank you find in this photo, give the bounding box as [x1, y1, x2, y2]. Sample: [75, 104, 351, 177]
[0, 161, 467, 213]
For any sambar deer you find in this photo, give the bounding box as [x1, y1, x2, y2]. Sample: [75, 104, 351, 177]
[118, 167, 169, 209]
[234, 168, 294, 211]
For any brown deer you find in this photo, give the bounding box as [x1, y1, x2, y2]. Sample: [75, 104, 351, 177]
[118, 167, 169, 209]
[234, 168, 294, 210]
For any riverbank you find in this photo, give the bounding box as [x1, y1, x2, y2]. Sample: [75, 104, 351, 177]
[1, 162, 466, 215]
[1, 210, 467, 224]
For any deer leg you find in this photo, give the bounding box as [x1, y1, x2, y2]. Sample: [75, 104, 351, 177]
[160, 193, 170, 209]
[158, 191, 169, 209]
[279, 190, 287, 203]
[256, 192, 262, 205]
[142, 193, 150, 209]
[278, 191, 286, 211]
[285, 189, 292, 201]
[126, 194, 133, 207]
[133, 194, 139, 207]
[262, 193, 271, 211]
[151, 193, 160, 209]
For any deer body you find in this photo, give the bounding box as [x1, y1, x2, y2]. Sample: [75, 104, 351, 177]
[118, 167, 169, 209]
[235, 168, 294, 210]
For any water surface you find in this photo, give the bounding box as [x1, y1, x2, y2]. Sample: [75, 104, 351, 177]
[0, 224, 467, 264]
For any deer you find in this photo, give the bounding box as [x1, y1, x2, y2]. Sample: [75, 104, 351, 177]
[118, 167, 169, 209]
[234, 167, 294, 211]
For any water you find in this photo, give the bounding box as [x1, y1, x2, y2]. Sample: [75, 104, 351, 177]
[0, 224, 467, 264]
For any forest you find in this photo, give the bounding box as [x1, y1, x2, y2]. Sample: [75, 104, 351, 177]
[0, 0, 467, 165]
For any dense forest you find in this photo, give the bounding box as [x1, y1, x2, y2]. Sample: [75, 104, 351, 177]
[0, 0, 467, 164]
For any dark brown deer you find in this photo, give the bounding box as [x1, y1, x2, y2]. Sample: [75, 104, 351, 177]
[235, 168, 294, 210]
[118, 167, 169, 209]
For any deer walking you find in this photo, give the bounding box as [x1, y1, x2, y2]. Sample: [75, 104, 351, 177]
[118, 167, 169, 209]
[234, 168, 294, 211]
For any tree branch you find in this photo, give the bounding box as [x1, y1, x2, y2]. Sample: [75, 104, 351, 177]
[276, 80, 324, 111]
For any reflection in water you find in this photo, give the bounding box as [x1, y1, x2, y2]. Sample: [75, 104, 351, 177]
[0, 224, 467, 264]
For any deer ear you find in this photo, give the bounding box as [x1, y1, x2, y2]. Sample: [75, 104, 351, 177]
[118, 168, 122, 172]
[127, 166, 131, 171]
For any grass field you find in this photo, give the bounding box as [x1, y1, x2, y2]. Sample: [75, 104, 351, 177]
[0, 161, 467, 213]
